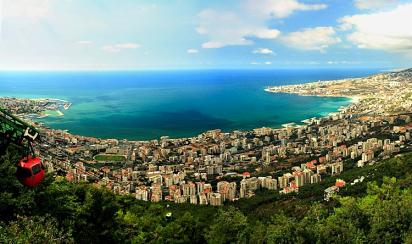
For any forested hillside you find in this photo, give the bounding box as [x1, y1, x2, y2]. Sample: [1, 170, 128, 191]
[1, 149, 412, 243]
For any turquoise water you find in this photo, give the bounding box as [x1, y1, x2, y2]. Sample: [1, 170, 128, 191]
[0, 69, 379, 140]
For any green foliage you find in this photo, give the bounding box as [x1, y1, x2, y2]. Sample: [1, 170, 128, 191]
[243, 221, 267, 244]
[94, 154, 126, 162]
[2, 149, 412, 243]
[266, 214, 299, 244]
[205, 207, 248, 244]
[0, 215, 72, 244]
[317, 197, 367, 244]
[0, 148, 37, 220]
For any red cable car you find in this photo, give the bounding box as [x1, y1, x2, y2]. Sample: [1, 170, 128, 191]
[16, 156, 45, 187]
[1, 107, 45, 187]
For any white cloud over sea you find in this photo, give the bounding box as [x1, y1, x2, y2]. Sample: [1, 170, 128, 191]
[253, 48, 275, 55]
[196, 0, 327, 49]
[280, 27, 341, 52]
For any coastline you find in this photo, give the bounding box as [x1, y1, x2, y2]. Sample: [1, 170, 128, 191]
[6, 87, 355, 142]
[265, 87, 362, 103]
[34, 92, 353, 141]
[2, 72, 376, 141]
[1, 69, 381, 141]
[44, 97, 351, 140]
[264, 86, 357, 129]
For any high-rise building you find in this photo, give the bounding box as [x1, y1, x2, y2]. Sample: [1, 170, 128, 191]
[190, 195, 198, 204]
[278, 173, 292, 189]
[240, 179, 247, 198]
[331, 161, 344, 175]
[150, 184, 162, 202]
[310, 174, 321, 184]
[293, 171, 305, 187]
[206, 166, 214, 175]
[199, 193, 208, 205]
[210, 193, 222, 206]
[259, 176, 278, 190]
[217, 181, 230, 202]
[227, 182, 237, 201]
[135, 186, 149, 201]
[196, 181, 205, 194]
[163, 175, 173, 187]
[303, 168, 313, 184]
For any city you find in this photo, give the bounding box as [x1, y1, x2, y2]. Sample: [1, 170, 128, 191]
[2, 68, 412, 206]
[2, 0, 412, 242]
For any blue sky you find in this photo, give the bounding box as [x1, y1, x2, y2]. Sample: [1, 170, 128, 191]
[0, 0, 411, 70]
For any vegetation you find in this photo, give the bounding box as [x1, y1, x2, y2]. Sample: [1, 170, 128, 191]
[2, 148, 412, 243]
[94, 154, 126, 162]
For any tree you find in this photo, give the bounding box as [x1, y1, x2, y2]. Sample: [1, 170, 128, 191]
[297, 203, 329, 243]
[362, 178, 412, 243]
[205, 207, 248, 244]
[157, 212, 202, 244]
[74, 186, 120, 243]
[243, 221, 267, 244]
[266, 213, 299, 244]
[0, 148, 37, 221]
[0, 215, 72, 243]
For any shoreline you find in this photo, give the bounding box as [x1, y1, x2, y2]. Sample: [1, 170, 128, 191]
[265, 87, 362, 103]
[267, 90, 357, 129]
[5, 79, 364, 142]
[33, 93, 353, 141]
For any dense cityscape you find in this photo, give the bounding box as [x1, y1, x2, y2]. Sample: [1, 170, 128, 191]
[2, 68, 412, 206]
[2, 0, 412, 242]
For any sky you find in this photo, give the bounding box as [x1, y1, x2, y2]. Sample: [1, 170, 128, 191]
[0, 0, 412, 70]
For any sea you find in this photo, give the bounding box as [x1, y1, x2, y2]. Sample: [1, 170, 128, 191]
[0, 68, 380, 140]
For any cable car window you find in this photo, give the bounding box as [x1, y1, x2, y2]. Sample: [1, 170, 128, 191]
[16, 166, 32, 177]
[32, 164, 41, 175]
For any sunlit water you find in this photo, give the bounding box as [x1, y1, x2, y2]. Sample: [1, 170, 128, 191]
[0, 69, 380, 140]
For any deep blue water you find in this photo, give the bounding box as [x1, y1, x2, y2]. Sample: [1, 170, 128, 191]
[0, 69, 380, 140]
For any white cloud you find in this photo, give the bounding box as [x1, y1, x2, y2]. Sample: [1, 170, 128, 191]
[196, 0, 327, 48]
[250, 61, 273, 65]
[281, 27, 341, 51]
[253, 48, 275, 55]
[197, 9, 280, 49]
[187, 48, 199, 54]
[75, 40, 93, 45]
[102, 43, 140, 53]
[353, 0, 398, 9]
[202, 41, 239, 49]
[196, 0, 326, 49]
[246, 0, 327, 19]
[1, 0, 51, 18]
[340, 3, 412, 53]
[252, 29, 281, 39]
[327, 60, 360, 65]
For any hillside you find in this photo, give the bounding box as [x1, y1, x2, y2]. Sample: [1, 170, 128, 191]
[1, 148, 412, 243]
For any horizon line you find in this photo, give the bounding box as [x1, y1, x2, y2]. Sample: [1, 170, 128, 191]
[0, 66, 399, 72]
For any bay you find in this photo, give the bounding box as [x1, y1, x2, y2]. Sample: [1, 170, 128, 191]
[0, 68, 379, 140]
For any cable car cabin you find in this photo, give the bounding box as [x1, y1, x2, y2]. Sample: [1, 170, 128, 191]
[16, 156, 45, 187]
